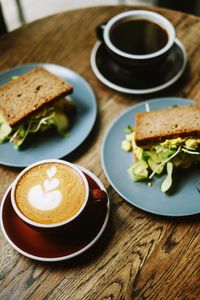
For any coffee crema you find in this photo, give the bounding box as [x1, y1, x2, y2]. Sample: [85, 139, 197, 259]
[110, 19, 168, 55]
[15, 162, 86, 224]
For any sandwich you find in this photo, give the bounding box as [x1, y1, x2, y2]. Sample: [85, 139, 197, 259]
[122, 103, 200, 192]
[0, 66, 75, 149]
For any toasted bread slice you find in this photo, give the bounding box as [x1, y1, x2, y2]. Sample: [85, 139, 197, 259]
[0, 67, 73, 126]
[135, 103, 200, 146]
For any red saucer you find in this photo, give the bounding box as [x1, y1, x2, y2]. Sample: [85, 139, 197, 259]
[0, 167, 110, 261]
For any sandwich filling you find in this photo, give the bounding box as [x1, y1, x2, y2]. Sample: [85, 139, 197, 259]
[122, 127, 200, 192]
[0, 98, 75, 149]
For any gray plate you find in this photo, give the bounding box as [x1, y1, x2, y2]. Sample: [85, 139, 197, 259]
[102, 98, 200, 217]
[0, 63, 97, 167]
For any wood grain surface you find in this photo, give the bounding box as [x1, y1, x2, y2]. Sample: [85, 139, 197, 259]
[0, 5, 200, 300]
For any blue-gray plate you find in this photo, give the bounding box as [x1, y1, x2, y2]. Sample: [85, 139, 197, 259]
[102, 98, 200, 217]
[0, 63, 97, 167]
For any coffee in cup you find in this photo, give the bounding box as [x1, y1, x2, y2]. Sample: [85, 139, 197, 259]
[97, 10, 175, 68]
[11, 160, 89, 227]
[110, 19, 168, 56]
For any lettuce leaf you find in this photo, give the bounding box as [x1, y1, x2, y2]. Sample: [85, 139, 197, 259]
[128, 161, 148, 181]
[161, 162, 173, 192]
[0, 117, 12, 142]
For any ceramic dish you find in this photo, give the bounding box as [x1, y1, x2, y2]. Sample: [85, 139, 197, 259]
[91, 39, 187, 94]
[0, 63, 97, 167]
[102, 98, 200, 216]
[0, 166, 110, 262]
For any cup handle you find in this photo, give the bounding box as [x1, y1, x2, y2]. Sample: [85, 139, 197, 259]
[96, 22, 107, 42]
[89, 189, 108, 204]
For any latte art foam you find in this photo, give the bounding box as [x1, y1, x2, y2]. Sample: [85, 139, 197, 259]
[15, 162, 86, 224]
[28, 166, 62, 211]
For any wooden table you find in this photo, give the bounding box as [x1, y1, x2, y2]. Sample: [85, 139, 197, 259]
[0, 5, 199, 300]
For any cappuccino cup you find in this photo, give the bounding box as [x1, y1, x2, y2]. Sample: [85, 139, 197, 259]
[97, 10, 175, 68]
[11, 159, 107, 229]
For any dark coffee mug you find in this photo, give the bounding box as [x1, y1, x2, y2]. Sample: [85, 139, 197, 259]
[97, 10, 175, 69]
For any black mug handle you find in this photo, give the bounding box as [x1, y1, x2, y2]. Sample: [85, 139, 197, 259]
[96, 22, 107, 42]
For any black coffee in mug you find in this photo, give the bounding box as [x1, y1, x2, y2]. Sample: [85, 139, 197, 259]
[110, 19, 168, 55]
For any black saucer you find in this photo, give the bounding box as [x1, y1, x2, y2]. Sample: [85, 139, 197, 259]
[90, 39, 187, 94]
